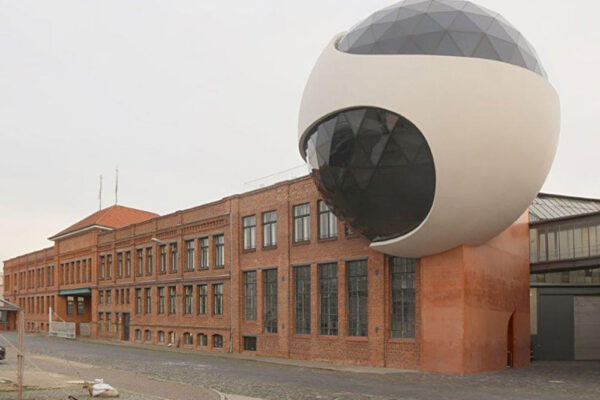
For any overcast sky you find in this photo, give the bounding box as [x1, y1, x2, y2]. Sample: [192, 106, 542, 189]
[1, 0, 599, 266]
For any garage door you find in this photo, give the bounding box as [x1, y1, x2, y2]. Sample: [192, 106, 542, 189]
[574, 296, 600, 360]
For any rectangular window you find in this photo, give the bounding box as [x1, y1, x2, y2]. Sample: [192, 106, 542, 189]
[160, 245, 167, 273]
[213, 283, 223, 315]
[125, 251, 131, 277]
[137, 249, 144, 276]
[244, 271, 257, 321]
[100, 257, 106, 279]
[391, 257, 416, 338]
[262, 211, 277, 247]
[117, 253, 123, 277]
[146, 247, 153, 275]
[319, 263, 338, 335]
[170, 243, 178, 272]
[243, 215, 256, 250]
[106, 255, 112, 278]
[199, 238, 209, 268]
[263, 269, 278, 333]
[135, 289, 142, 314]
[77, 297, 84, 316]
[145, 330, 152, 342]
[295, 266, 311, 334]
[184, 285, 193, 314]
[169, 286, 177, 314]
[197, 284, 207, 314]
[214, 235, 225, 267]
[106, 289, 112, 304]
[318, 201, 337, 239]
[158, 287, 165, 314]
[99, 291, 104, 305]
[213, 334, 223, 348]
[67, 296, 74, 316]
[145, 288, 152, 314]
[347, 260, 368, 337]
[293, 203, 310, 242]
[243, 336, 257, 351]
[185, 240, 195, 271]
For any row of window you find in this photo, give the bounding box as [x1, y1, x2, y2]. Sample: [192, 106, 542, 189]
[133, 329, 224, 349]
[133, 283, 224, 316]
[66, 296, 86, 316]
[99, 234, 225, 280]
[530, 221, 600, 263]
[8, 265, 55, 292]
[98, 288, 131, 305]
[17, 295, 56, 315]
[242, 201, 354, 251]
[241, 257, 416, 338]
[60, 259, 91, 285]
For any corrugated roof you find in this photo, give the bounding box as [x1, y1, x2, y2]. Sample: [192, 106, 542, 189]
[529, 193, 600, 223]
[50, 205, 158, 240]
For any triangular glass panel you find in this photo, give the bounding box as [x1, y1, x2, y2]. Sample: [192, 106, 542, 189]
[370, 135, 390, 166]
[349, 167, 376, 190]
[462, 11, 495, 31]
[413, 31, 445, 53]
[384, 112, 400, 132]
[472, 35, 500, 60]
[485, 19, 515, 43]
[428, 10, 460, 29]
[448, 31, 483, 56]
[434, 33, 462, 56]
[344, 109, 368, 135]
[412, 14, 444, 35]
[487, 35, 517, 62]
[403, 0, 433, 13]
[428, 1, 459, 13]
[448, 11, 483, 33]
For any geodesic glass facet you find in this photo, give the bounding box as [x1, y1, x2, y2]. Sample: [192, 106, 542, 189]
[305, 107, 435, 241]
[337, 0, 546, 77]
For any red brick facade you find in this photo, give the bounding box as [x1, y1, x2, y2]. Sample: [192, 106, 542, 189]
[3, 176, 420, 368]
[3, 175, 530, 373]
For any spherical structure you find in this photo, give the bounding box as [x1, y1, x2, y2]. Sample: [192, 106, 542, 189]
[298, 0, 560, 258]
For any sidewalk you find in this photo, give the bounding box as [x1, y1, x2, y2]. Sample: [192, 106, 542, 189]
[75, 335, 418, 375]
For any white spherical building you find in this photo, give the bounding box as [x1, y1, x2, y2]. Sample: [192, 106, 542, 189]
[298, 0, 560, 257]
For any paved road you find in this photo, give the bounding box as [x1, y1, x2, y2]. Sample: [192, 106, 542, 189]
[1, 332, 599, 400]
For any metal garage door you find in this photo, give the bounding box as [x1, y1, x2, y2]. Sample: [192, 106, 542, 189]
[574, 296, 600, 360]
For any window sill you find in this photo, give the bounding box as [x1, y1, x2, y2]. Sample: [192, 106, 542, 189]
[292, 240, 310, 247]
[345, 336, 368, 342]
[292, 333, 311, 339]
[316, 334, 338, 340]
[388, 337, 417, 343]
[262, 245, 278, 251]
[242, 248, 256, 254]
[318, 236, 338, 242]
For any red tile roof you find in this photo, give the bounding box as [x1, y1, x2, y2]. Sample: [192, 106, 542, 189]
[50, 205, 158, 240]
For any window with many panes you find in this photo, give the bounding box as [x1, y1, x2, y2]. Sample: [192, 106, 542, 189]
[146, 247, 153, 275]
[67, 296, 74, 315]
[243, 216, 256, 250]
[199, 238, 209, 268]
[125, 251, 131, 276]
[263, 211, 277, 247]
[135, 329, 142, 341]
[99, 291, 104, 304]
[106, 289, 112, 304]
[100, 256, 106, 279]
[197, 284, 207, 314]
[160, 245, 167, 273]
[213, 334, 223, 348]
[184, 332, 193, 345]
[106, 255, 113, 278]
[214, 235, 224, 267]
[347, 260, 368, 337]
[169, 286, 177, 314]
[137, 249, 144, 276]
[170, 243, 178, 272]
[117, 253, 123, 277]
[158, 287, 165, 314]
[318, 201, 337, 239]
[135, 289, 142, 314]
[145, 329, 152, 342]
[198, 333, 207, 346]
[243, 336, 257, 351]
[185, 240, 195, 270]
[390, 257, 416, 338]
[158, 331, 165, 343]
[244, 271, 257, 321]
[293, 204, 310, 242]
[263, 269, 278, 333]
[145, 287, 152, 314]
[77, 297, 84, 316]
[213, 283, 223, 315]
[295, 266, 311, 334]
[319, 263, 338, 335]
[184, 285, 193, 314]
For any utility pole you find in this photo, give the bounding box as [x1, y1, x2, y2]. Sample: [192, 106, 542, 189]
[17, 309, 24, 400]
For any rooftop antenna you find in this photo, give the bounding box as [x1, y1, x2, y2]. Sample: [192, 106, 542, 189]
[99, 175, 103, 210]
[115, 166, 119, 205]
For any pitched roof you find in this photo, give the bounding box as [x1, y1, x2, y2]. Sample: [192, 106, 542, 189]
[49, 205, 158, 240]
[529, 193, 600, 223]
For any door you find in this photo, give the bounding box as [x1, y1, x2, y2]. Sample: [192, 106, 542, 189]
[122, 313, 130, 341]
[574, 296, 600, 360]
[537, 294, 574, 360]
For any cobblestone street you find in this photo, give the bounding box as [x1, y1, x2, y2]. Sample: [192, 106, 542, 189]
[0, 332, 598, 400]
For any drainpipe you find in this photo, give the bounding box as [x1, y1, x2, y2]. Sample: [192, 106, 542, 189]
[228, 207, 234, 353]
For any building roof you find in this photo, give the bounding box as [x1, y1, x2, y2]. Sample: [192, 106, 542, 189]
[49, 205, 158, 240]
[0, 298, 20, 311]
[529, 193, 600, 223]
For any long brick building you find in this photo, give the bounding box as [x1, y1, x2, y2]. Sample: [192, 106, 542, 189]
[3, 176, 425, 368]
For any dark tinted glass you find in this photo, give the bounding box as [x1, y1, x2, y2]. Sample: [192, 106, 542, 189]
[304, 107, 435, 241]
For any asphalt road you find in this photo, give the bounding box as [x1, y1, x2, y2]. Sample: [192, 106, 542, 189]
[0, 332, 599, 400]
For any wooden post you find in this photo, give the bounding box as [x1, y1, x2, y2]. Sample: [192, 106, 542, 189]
[17, 309, 24, 400]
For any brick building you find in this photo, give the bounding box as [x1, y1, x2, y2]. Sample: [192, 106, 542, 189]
[3, 175, 530, 373]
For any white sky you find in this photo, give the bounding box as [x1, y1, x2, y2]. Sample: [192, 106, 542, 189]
[1, 0, 599, 267]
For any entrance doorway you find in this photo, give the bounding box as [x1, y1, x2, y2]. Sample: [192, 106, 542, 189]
[122, 313, 130, 341]
[507, 312, 515, 367]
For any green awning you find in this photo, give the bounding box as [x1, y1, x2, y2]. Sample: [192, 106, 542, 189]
[59, 288, 91, 296]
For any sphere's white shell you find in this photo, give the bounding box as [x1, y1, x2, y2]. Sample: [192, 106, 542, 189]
[298, 35, 560, 258]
